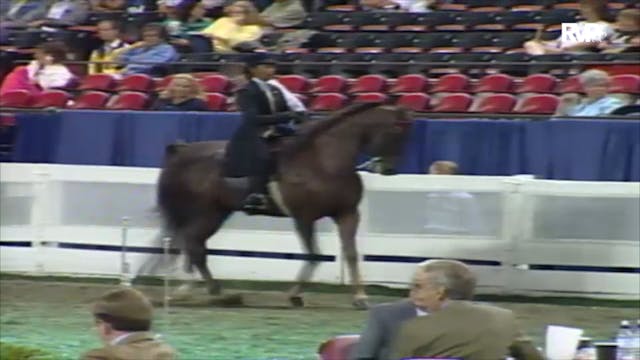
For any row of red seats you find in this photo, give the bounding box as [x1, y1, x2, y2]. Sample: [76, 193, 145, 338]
[0, 90, 229, 111]
[0, 88, 563, 114]
[73, 73, 640, 97]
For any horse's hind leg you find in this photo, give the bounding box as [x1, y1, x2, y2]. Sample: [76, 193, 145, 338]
[182, 211, 231, 296]
[333, 210, 369, 310]
[287, 219, 320, 307]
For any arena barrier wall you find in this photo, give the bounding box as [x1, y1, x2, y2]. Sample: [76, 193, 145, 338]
[1, 163, 638, 299]
[9, 110, 640, 182]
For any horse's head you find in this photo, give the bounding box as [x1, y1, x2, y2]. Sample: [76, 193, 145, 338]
[360, 105, 413, 175]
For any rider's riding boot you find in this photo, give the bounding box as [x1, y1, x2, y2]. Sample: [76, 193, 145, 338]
[242, 174, 269, 211]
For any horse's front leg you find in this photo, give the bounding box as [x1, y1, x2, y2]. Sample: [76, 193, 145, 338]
[287, 219, 320, 307]
[333, 210, 369, 310]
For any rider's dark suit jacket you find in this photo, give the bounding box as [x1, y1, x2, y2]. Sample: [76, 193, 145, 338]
[224, 79, 292, 177]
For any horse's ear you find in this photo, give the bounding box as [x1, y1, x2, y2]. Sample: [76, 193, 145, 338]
[165, 142, 187, 157]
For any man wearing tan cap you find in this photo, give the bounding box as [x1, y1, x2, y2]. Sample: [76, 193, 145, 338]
[81, 287, 175, 360]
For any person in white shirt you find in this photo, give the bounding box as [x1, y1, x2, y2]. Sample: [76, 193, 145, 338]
[28, 42, 75, 91]
[360, 0, 435, 12]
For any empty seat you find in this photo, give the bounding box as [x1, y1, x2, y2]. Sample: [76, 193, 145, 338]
[0, 90, 32, 107]
[348, 75, 387, 94]
[69, 91, 110, 109]
[310, 93, 348, 111]
[115, 73, 154, 92]
[199, 74, 230, 93]
[431, 74, 471, 93]
[556, 75, 583, 93]
[389, 74, 429, 93]
[78, 74, 116, 91]
[516, 74, 558, 93]
[610, 74, 640, 94]
[205, 93, 228, 111]
[473, 74, 515, 93]
[31, 90, 71, 108]
[516, 94, 560, 114]
[310, 75, 348, 93]
[107, 92, 149, 110]
[354, 92, 388, 103]
[396, 93, 431, 112]
[473, 93, 518, 113]
[276, 75, 310, 93]
[431, 93, 474, 112]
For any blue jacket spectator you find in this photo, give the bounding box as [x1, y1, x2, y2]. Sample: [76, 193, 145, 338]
[555, 69, 629, 117]
[117, 23, 178, 75]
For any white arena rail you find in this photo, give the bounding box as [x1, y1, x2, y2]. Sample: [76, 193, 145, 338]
[1, 163, 638, 299]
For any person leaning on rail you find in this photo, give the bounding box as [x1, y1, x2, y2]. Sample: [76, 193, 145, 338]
[81, 287, 175, 360]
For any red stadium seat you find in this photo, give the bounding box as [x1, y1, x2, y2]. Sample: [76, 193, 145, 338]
[31, 90, 71, 108]
[310, 75, 348, 93]
[205, 93, 228, 111]
[354, 92, 388, 103]
[115, 74, 154, 92]
[0, 90, 32, 107]
[472, 74, 514, 93]
[107, 91, 149, 110]
[155, 75, 176, 91]
[348, 75, 387, 94]
[430, 74, 471, 93]
[69, 91, 110, 109]
[389, 74, 429, 93]
[431, 93, 474, 112]
[515, 74, 558, 93]
[317, 335, 360, 360]
[277, 75, 310, 93]
[310, 93, 348, 111]
[199, 74, 231, 93]
[396, 93, 431, 111]
[556, 75, 583, 94]
[610, 74, 640, 94]
[516, 94, 560, 114]
[473, 93, 517, 113]
[77, 73, 116, 91]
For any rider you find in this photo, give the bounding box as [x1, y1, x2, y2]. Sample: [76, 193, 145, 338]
[225, 53, 307, 211]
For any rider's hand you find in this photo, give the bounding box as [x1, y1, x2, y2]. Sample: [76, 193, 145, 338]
[293, 112, 307, 124]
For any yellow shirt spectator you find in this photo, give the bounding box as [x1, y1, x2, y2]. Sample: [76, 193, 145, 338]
[200, 2, 263, 53]
[88, 39, 129, 75]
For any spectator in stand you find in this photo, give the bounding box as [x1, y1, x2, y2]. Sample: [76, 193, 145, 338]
[27, 0, 91, 28]
[179, 1, 213, 32]
[599, 9, 640, 53]
[151, 74, 209, 111]
[256, 0, 306, 29]
[0, 42, 74, 96]
[360, 0, 435, 12]
[88, 20, 130, 75]
[555, 69, 628, 117]
[199, 1, 264, 53]
[90, 0, 127, 11]
[524, 0, 614, 55]
[1, 0, 50, 25]
[116, 23, 178, 76]
[389, 260, 543, 360]
[81, 287, 175, 360]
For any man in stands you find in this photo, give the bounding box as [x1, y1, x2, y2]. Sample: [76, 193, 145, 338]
[116, 23, 178, 76]
[555, 69, 629, 116]
[360, 0, 435, 12]
[224, 53, 306, 212]
[88, 20, 129, 75]
[82, 287, 175, 360]
[389, 259, 543, 360]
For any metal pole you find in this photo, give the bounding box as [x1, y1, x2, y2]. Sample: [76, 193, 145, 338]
[162, 236, 172, 335]
[120, 216, 131, 287]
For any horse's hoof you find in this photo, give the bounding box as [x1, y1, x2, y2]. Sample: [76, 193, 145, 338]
[352, 298, 370, 310]
[208, 283, 223, 296]
[289, 295, 304, 308]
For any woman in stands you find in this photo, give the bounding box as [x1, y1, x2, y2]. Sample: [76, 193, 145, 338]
[198, 1, 264, 53]
[524, 0, 614, 55]
[88, 20, 130, 75]
[0, 42, 74, 96]
[600, 9, 640, 53]
[151, 74, 209, 111]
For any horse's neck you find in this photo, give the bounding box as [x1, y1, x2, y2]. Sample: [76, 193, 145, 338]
[310, 117, 365, 175]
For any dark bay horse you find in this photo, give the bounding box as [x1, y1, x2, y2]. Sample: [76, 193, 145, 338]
[154, 103, 413, 309]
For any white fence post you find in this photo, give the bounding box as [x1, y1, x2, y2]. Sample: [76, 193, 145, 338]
[31, 168, 51, 274]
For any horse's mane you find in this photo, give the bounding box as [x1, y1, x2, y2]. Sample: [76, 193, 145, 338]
[287, 102, 384, 152]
